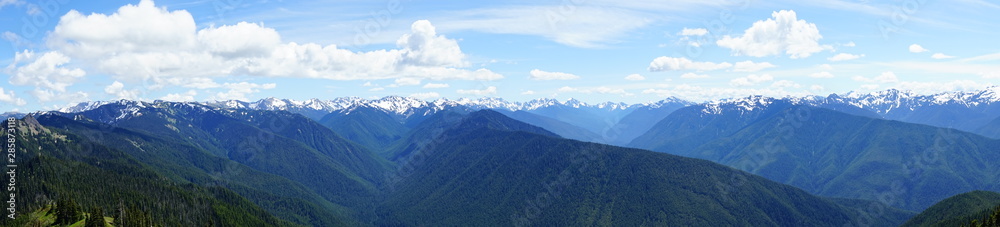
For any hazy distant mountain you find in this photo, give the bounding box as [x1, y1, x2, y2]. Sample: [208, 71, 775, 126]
[976, 116, 1000, 139]
[379, 109, 912, 226]
[631, 101, 1000, 211]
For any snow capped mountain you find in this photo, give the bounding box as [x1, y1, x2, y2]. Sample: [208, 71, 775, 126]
[58, 100, 112, 113]
[701, 95, 777, 115]
[44, 86, 1000, 126]
[690, 86, 1000, 116]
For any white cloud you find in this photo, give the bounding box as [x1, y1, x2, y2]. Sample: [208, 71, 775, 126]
[422, 83, 451, 88]
[211, 82, 276, 101]
[931, 53, 955, 59]
[809, 71, 835, 78]
[37, 0, 501, 89]
[389, 78, 423, 87]
[6, 50, 86, 93]
[770, 80, 802, 89]
[529, 69, 580, 80]
[680, 73, 709, 79]
[409, 92, 440, 99]
[520, 90, 535, 95]
[982, 72, 1000, 79]
[843, 42, 856, 47]
[679, 28, 708, 36]
[0, 87, 26, 106]
[874, 71, 900, 83]
[160, 90, 197, 102]
[624, 74, 646, 81]
[909, 44, 929, 53]
[732, 61, 776, 72]
[730, 74, 774, 87]
[819, 64, 833, 70]
[853, 71, 899, 83]
[648, 57, 732, 72]
[104, 81, 140, 100]
[810, 85, 824, 91]
[827, 53, 864, 62]
[368, 87, 385, 92]
[716, 10, 828, 59]
[198, 22, 282, 58]
[457, 86, 497, 96]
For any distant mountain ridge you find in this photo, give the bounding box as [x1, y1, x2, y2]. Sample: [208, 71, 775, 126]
[25, 86, 1000, 142]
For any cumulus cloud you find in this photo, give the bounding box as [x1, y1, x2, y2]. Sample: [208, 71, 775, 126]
[624, 74, 646, 81]
[104, 81, 141, 100]
[33, 0, 501, 89]
[732, 61, 776, 72]
[6, 50, 86, 92]
[770, 80, 802, 89]
[716, 10, 828, 59]
[931, 53, 955, 59]
[909, 44, 929, 53]
[389, 78, 423, 87]
[0, 87, 27, 106]
[648, 57, 732, 72]
[520, 90, 535, 95]
[730, 74, 774, 87]
[457, 86, 497, 96]
[211, 82, 276, 101]
[827, 53, 864, 62]
[160, 90, 197, 102]
[529, 69, 580, 80]
[853, 71, 899, 83]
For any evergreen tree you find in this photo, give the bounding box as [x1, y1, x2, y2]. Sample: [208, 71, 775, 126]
[85, 206, 105, 227]
[55, 197, 82, 225]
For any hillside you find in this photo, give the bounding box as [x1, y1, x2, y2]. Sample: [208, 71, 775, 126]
[378, 110, 912, 226]
[0, 116, 295, 226]
[902, 191, 1000, 227]
[39, 101, 395, 225]
[631, 104, 1000, 211]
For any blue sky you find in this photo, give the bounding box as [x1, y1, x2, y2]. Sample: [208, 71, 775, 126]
[2, 0, 999, 112]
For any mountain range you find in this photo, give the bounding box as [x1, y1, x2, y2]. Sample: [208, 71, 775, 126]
[2, 86, 999, 226]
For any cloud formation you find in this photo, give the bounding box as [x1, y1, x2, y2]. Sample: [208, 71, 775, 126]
[648, 57, 732, 72]
[827, 53, 864, 62]
[7, 0, 502, 104]
[529, 69, 580, 80]
[717, 10, 828, 59]
[909, 44, 929, 53]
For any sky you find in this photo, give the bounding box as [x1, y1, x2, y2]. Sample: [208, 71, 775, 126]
[1, 0, 1000, 112]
